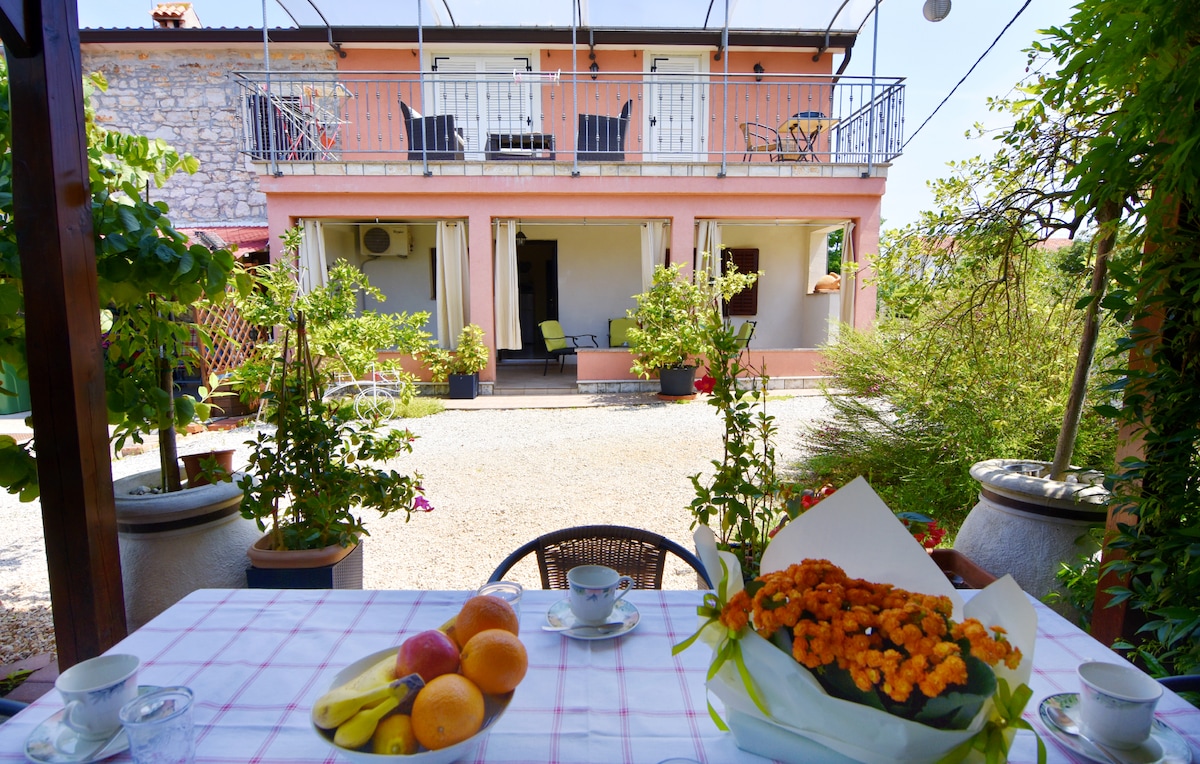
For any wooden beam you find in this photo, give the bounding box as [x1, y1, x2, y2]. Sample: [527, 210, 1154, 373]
[0, 0, 31, 57]
[2, 0, 127, 667]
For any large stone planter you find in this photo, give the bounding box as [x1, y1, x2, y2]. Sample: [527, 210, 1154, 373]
[954, 459, 1109, 618]
[114, 469, 257, 630]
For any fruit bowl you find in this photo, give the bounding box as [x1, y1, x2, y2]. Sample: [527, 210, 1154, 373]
[312, 647, 513, 764]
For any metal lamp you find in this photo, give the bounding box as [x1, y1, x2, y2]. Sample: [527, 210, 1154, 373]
[922, 0, 951, 22]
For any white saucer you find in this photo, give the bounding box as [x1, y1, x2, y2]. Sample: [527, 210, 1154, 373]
[1039, 693, 1192, 764]
[546, 598, 640, 640]
[25, 686, 161, 764]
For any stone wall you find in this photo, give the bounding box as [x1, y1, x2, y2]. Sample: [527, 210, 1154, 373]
[82, 46, 335, 227]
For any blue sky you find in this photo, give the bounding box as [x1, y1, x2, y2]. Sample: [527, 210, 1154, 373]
[77, 0, 1078, 229]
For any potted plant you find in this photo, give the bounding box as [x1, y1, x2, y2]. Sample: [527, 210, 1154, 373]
[423, 323, 489, 400]
[627, 260, 758, 396]
[238, 309, 430, 588]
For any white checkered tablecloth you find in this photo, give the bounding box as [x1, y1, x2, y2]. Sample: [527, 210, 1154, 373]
[0, 589, 1197, 764]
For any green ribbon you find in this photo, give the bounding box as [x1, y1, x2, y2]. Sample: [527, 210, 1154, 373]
[671, 557, 770, 723]
[935, 679, 1046, 764]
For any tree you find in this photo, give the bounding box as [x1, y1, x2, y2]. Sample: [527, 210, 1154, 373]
[1027, 0, 1200, 674]
[0, 64, 243, 499]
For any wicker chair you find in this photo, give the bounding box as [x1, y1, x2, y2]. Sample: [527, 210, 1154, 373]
[489, 525, 712, 589]
[0, 698, 28, 725]
[1160, 675, 1200, 693]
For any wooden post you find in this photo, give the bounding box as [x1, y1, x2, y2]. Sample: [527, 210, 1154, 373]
[1, 0, 128, 666]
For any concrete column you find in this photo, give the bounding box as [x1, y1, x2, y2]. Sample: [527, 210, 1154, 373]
[670, 212, 695, 278]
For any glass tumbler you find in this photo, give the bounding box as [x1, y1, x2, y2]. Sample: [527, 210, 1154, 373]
[118, 686, 196, 764]
[476, 580, 523, 619]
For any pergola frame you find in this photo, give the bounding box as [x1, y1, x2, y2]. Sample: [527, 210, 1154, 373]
[0, 0, 127, 668]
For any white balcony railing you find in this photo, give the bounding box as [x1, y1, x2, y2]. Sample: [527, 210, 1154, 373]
[232, 70, 904, 169]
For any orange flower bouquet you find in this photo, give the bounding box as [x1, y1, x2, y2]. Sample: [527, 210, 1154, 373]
[679, 478, 1041, 764]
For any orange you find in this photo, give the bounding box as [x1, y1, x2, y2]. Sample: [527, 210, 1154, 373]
[452, 595, 519, 648]
[460, 628, 528, 695]
[411, 674, 485, 751]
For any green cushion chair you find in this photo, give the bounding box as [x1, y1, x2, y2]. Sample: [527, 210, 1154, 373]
[608, 317, 636, 347]
[735, 320, 757, 349]
[538, 320, 598, 375]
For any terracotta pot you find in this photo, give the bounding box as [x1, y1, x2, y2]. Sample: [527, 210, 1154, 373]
[245, 535, 364, 589]
[180, 449, 236, 487]
[246, 533, 355, 569]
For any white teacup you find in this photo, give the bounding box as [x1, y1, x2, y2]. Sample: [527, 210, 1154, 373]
[55, 653, 140, 740]
[567, 565, 634, 625]
[1077, 660, 1163, 749]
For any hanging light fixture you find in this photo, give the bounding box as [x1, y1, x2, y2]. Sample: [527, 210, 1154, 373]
[515, 221, 526, 246]
[922, 0, 951, 22]
[589, 61, 600, 80]
[753, 63, 765, 82]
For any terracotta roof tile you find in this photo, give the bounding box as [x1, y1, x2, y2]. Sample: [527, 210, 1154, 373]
[187, 226, 269, 255]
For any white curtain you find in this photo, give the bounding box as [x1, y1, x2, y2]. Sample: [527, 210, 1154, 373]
[695, 220, 722, 279]
[839, 221, 857, 329]
[640, 222, 668, 291]
[436, 221, 469, 347]
[298, 219, 328, 293]
[494, 221, 522, 350]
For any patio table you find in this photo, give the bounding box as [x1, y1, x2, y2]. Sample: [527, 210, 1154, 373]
[0, 588, 1197, 763]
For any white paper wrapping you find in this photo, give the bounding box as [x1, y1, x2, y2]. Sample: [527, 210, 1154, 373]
[694, 477, 1037, 764]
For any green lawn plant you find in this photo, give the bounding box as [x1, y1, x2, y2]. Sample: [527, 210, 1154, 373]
[627, 259, 759, 378]
[0, 64, 244, 499]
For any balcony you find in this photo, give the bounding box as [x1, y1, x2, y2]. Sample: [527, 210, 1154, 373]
[233, 70, 904, 176]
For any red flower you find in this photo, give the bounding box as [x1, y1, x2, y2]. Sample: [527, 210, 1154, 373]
[695, 374, 716, 394]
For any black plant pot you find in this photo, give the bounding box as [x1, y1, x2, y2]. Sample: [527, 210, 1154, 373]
[448, 372, 480, 399]
[659, 366, 698, 396]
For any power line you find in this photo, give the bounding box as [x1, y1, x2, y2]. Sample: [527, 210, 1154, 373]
[902, 0, 1034, 149]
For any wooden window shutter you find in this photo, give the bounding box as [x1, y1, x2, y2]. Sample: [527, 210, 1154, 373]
[723, 248, 759, 316]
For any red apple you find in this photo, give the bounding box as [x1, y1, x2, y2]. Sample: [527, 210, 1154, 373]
[396, 630, 460, 682]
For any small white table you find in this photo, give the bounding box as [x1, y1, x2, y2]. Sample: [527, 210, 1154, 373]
[0, 589, 1196, 763]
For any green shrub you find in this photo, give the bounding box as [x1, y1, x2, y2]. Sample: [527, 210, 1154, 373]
[800, 235, 1118, 534]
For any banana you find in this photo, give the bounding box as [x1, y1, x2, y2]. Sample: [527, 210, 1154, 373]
[341, 651, 399, 694]
[311, 651, 399, 729]
[313, 677, 409, 729]
[334, 695, 401, 749]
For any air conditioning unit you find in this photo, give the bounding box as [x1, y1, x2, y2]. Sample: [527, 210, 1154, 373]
[359, 225, 410, 257]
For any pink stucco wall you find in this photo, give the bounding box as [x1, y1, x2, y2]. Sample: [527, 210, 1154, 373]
[577, 347, 826, 382]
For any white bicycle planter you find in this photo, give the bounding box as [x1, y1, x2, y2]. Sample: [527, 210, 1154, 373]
[324, 366, 409, 420]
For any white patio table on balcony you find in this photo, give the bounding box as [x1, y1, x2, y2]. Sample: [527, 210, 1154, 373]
[0, 589, 1196, 763]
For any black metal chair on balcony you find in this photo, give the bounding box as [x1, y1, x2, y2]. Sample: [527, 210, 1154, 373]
[488, 524, 713, 589]
[399, 100, 465, 161]
[577, 99, 633, 161]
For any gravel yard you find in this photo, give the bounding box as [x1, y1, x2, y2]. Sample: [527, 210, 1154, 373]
[0, 392, 830, 666]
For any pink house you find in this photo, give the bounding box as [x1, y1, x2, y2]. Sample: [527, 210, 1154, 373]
[83, 3, 901, 393]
